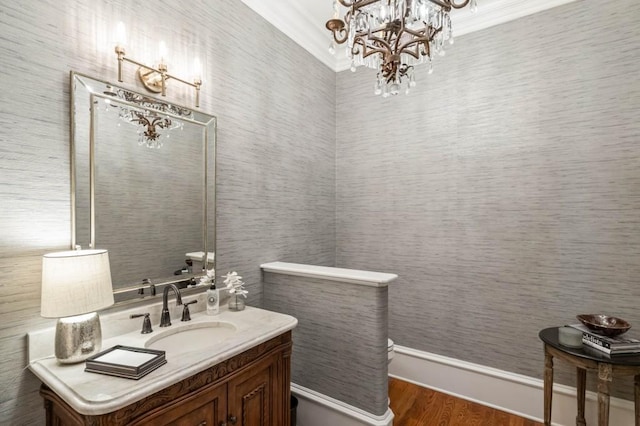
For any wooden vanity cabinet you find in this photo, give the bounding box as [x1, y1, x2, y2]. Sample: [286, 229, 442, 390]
[40, 332, 292, 426]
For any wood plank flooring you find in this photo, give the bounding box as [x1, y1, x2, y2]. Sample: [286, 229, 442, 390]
[389, 377, 543, 426]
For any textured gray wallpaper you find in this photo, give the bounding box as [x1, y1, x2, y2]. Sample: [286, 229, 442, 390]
[0, 0, 335, 424]
[263, 272, 389, 416]
[336, 0, 640, 398]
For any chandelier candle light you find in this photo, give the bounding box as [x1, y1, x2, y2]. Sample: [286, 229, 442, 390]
[326, 0, 477, 96]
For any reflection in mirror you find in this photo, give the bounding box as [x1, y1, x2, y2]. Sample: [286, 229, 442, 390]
[71, 72, 216, 304]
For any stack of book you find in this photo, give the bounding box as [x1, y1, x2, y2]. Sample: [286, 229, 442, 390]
[85, 345, 167, 380]
[569, 324, 640, 355]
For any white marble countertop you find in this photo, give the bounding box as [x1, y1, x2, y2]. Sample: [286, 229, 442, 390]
[28, 302, 297, 415]
[261, 261, 398, 287]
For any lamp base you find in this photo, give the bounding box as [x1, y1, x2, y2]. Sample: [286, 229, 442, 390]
[55, 312, 103, 364]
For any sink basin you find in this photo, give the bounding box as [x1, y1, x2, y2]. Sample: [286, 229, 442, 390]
[146, 321, 237, 353]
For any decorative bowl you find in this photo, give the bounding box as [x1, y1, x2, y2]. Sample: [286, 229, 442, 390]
[576, 314, 631, 337]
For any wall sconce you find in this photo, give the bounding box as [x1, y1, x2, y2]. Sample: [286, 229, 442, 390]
[41, 249, 114, 364]
[113, 22, 203, 107]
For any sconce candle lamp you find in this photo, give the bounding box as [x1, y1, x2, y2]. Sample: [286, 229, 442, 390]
[41, 249, 114, 364]
[114, 22, 202, 107]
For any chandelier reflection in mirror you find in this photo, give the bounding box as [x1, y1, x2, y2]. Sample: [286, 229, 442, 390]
[102, 87, 192, 149]
[326, 0, 477, 97]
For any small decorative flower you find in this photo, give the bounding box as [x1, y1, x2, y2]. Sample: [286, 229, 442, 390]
[199, 268, 215, 286]
[223, 271, 248, 298]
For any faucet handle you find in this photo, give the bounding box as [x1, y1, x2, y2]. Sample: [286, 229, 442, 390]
[130, 313, 153, 334]
[181, 300, 198, 322]
[137, 278, 156, 296]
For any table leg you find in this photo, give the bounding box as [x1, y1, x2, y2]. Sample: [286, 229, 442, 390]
[597, 363, 612, 426]
[635, 374, 640, 426]
[544, 348, 553, 426]
[577, 367, 586, 426]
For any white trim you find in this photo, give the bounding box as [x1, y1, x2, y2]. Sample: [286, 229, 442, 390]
[261, 262, 398, 287]
[390, 344, 635, 426]
[292, 383, 394, 426]
[451, 0, 581, 38]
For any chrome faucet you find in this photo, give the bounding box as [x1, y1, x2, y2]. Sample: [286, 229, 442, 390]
[160, 284, 183, 327]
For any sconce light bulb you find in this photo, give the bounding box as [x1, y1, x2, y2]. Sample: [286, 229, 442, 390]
[193, 57, 202, 81]
[158, 40, 167, 63]
[115, 21, 127, 48]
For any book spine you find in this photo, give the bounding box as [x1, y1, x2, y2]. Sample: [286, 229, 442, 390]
[582, 338, 640, 355]
[582, 332, 611, 349]
[582, 338, 612, 354]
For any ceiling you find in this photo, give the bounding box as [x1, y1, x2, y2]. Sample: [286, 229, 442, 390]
[239, 0, 579, 72]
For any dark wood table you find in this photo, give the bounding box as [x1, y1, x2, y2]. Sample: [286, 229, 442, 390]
[539, 327, 640, 426]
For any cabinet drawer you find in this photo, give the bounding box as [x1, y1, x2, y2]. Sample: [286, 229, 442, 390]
[133, 384, 226, 426]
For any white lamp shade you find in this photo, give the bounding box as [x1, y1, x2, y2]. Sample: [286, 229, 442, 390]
[41, 249, 114, 318]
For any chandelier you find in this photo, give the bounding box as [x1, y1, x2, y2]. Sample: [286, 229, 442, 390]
[326, 0, 477, 96]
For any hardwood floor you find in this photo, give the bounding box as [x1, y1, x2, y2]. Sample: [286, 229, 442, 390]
[389, 377, 543, 426]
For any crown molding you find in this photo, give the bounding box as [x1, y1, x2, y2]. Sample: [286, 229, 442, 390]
[240, 0, 337, 70]
[240, 0, 581, 73]
[449, 0, 581, 38]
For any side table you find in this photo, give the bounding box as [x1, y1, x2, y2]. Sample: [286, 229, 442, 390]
[539, 327, 640, 426]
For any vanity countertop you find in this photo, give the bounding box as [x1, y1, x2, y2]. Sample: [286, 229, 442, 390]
[28, 304, 297, 416]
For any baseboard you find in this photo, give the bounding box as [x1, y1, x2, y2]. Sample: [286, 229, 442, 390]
[389, 345, 635, 426]
[291, 383, 394, 426]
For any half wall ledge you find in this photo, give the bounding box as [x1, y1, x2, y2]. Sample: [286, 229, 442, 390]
[259, 262, 398, 287]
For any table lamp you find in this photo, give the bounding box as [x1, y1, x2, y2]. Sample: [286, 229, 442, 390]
[41, 249, 114, 364]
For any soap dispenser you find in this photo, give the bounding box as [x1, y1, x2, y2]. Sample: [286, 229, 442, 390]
[206, 283, 219, 315]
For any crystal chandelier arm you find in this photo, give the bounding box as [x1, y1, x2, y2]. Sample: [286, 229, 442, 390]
[352, 35, 391, 59]
[367, 23, 395, 39]
[351, 21, 394, 54]
[397, 36, 431, 60]
[427, 0, 470, 10]
[326, 7, 354, 44]
[326, 19, 348, 43]
[392, 17, 433, 60]
[396, 27, 432, 59]
[392, 14, 406, 54]
[337, 0, 379, 9]
[403, 24, 442, 44]
[333, 24, 349, 43]
[448, 0, 471, 7]
[334, 29, 348, 44]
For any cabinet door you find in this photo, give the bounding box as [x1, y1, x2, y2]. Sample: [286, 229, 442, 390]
[227, 356, 276, 426]
[134, 383, 227, 426]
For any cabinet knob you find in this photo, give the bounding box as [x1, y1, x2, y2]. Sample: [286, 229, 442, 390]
[219, 423, 226, 426]
[228, 415, 237, 424]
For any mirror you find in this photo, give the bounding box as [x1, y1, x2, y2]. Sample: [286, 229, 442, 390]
[70, 72, 216, 303]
